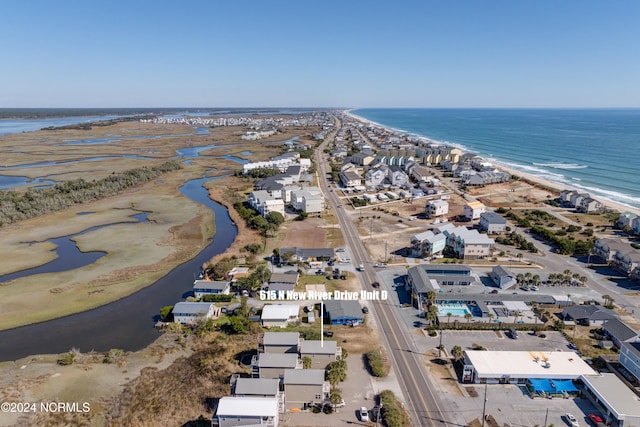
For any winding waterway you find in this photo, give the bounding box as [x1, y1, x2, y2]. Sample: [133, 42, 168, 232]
[0, 177, 238, 362]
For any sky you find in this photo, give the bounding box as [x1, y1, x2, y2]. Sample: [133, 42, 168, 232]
[1, 1, 639, 108]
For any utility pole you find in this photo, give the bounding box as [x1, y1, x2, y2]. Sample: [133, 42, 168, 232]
[544, 408, 549, 427]
[481, 383, 488, 427]
[438, 328, 444, 358]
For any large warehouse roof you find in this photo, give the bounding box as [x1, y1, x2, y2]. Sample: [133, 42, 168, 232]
[465, 351, 596, 379]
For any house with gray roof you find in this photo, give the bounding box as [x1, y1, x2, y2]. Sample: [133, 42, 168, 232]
[479, 212, 507, 234]
[593, 238, 630, 264]
[490, 265, 517, 289]
[323, 300, 363, 325]
[283, 369, 329, 410]
[260, 332, 300, 354]
[612, 248, 640, 276]
[620, 341, 640, 384]
[192, 280, 230, 298]
[339, 170, 362, 188]
[233, 377, 281, 401]
[561, 305, 617, 326]
[252, 352, 302, 379]
[617, 211, 638, 230]
[602, 319, 640, 348]
[299, 340, 342, 369]
[407, 264, 476, 308]
[410, 230, 447, 257]
[278, 247, 334, 262]
[172, 302, 220, 325]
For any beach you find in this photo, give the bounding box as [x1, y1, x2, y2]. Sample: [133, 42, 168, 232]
[345, 109, 640, 218]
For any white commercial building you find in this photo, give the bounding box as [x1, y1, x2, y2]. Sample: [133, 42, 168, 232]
[462, 350, 596, 384]
[581, 374, 640, 427]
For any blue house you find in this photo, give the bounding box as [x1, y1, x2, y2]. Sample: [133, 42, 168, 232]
[323, 300, 364, 325]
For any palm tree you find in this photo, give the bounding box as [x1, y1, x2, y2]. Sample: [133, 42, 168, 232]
[446, 312, 452, 324]
[488, 313, 495, 323]
[532, 274, 540, 286]
[427, 305, 439, 326]
[451, 345, 463, 361]
[465, 312, 472, 324]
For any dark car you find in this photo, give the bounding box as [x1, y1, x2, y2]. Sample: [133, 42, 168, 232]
[371, 282, 380, 288]
[362, 307, 369, 314]
[323, 331, 334, 337]
[508, 328, 519, 339]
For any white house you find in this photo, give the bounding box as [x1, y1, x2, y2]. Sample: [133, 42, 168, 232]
[364, 166, 387, 187]
[479, 212, 507, 234]
[214, 397, 279, 427]
[249, 190, 285, 218]
[261, 304, 300, 328]
[192, 280, 231, 298]
[173, 302, 220, 324]
[463, 201, 486, 221]
[620, 341, 640, 383]
[290, 187, 324, 214]
[425, 199, 449, 219]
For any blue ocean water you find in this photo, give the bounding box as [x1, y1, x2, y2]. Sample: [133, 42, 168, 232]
[351, 108, 640, 210]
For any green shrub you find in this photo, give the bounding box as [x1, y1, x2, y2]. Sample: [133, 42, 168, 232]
[379, 390, 410, 427]
[366, 350, 388, 377]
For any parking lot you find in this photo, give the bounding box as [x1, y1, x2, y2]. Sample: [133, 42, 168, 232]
[368, 268, 605, 427]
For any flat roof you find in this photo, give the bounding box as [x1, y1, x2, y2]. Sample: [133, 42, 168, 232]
[234, 378, 279, 396]
[216, 396, 278, 417]
[173, 302, 214, 314]
[300, 340, 337, 355]
[263, 331, 299, 346]
[257, 353, 299, 368]
[261, 304, 299, 320]
[581, 373, 640, 418]
[283, 368, 325, 385]
[465, 351, 596, 379]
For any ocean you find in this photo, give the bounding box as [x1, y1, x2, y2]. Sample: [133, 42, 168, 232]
[351, 108, 640, 210]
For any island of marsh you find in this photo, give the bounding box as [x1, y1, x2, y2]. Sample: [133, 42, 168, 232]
[0, 118, 321, 330]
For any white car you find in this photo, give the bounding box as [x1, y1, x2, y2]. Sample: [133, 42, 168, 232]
[565, 413, 579, 427]
[359, 407, 370, 422]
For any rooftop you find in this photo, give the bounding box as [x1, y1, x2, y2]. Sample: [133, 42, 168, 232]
[263, 331, 300, 346]
[581, 373, 640, 418]
[234, 378, 280, 396]
[465, 350, 596, 379]
[257, 352, 300, 368]
[261, 304, 300, 320]
[283, 368, 325, 385]
[172, 302, 214, 315]
[216, 396, 278, 417]
[300, 340, 337, 355]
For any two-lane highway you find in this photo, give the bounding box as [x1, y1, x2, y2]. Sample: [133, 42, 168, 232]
[314, 116, 448, 427]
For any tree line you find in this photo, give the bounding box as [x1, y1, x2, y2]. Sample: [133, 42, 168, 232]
[0, 161, 182, 226]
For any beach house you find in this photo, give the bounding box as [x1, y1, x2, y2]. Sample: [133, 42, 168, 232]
[213, 397, 279, 427]
[172, 302, 221, 325]
[192, 280, 230, 298]
[299, 340, 342, 369]
[259, 332, 301, 354]
[478, 212, 507, 234]
[252, 352, 302, 379]
[283, 369, 330, 411]
[463, 201, 486, 221]
[410, 230, 447, 257]
[425, 199, 449, 219]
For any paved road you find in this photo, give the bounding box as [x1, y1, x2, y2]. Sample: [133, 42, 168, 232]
[315, 116, 447, 427]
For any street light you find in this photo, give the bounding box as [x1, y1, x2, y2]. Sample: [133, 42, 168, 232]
[375, 403, 383, 427]
[481, 383, 488, 427]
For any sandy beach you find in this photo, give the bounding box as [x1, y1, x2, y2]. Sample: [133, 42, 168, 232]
[344, 110, 640, 218]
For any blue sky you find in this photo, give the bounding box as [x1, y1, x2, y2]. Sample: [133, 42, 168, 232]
[1, 1, 639, 108]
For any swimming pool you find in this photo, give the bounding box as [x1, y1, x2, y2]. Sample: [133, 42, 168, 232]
[437, 303, 471, 317]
